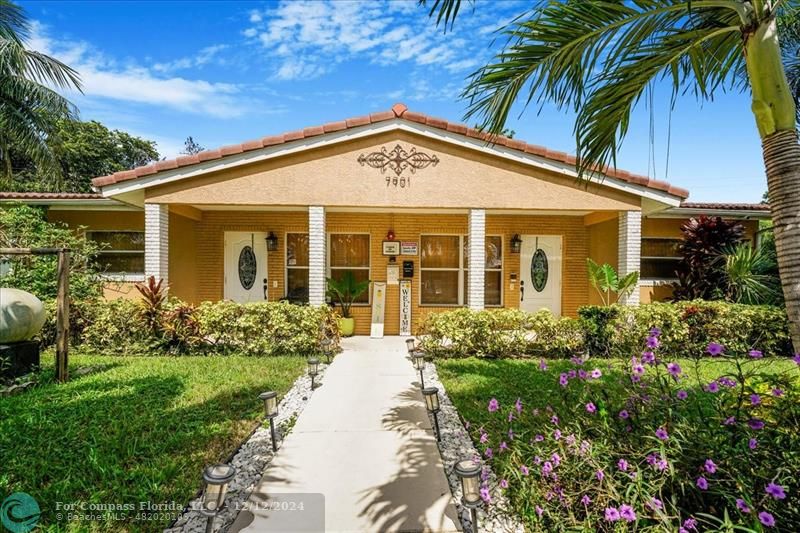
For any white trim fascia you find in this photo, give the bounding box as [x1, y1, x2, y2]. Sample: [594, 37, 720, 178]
[99, 119, 683, 207]
[649, 208, 770, 219]
[0, 198, 139, 210]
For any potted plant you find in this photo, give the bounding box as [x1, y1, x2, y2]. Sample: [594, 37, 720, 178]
[326, 270, 370, 336]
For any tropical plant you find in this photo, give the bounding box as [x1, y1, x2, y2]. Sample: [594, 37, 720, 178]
[586, 258, 639, 306]
[135, 276, 169, 334]
[423, 0, 800, 349]
[0, 0, 81, 187]
[673, 216, 745, 300]
[720, 243, 781, 304]
[0, 204, 103, 299]
[326, 270, 370, 319]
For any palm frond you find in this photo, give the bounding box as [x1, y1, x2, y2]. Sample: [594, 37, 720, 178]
[419, 0, 468, 31]
[0, 0, 26, 42]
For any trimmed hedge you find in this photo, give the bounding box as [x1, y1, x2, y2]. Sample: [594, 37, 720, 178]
[39, 298, 340, 356]
[419, 301, 792, 359]
[418, 308, 583, 358]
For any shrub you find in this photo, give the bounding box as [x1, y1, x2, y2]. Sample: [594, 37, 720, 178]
[469, 333, 800, 531]
[578, 306, 620, 357]
[418, 308, 582, 359]
[0, 204, 104, 299]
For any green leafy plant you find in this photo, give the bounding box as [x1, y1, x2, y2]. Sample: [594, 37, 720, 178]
[586, 258, 639, 306]
[721, 244, 782, 305]
[326, 270, 370, 319]
[135, 276, 168, 334]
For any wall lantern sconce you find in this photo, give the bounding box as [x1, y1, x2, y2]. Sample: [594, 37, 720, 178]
[413, 353, 426, 388]
[422, 386, 441, 441]
[201, 463, 236, 533]
[259, 390, 279, 452]
[265, 232, 279, 252]
[454, 458, 482, 532]
[308, 357, 320, 389]
[510, 234, 522, 254]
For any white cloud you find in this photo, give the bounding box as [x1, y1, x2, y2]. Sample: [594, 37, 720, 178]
[246, 0, 499, 81]
[27, 23, 247, 118]
[152, 44, 229, 73]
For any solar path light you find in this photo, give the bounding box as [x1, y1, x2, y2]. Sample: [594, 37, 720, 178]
[454, 458, 482, 532]
[422, 386, 441, 441]
[259, 391, 279, 452]
[200, 463, 236, 533]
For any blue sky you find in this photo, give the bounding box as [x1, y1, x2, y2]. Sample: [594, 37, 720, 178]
[23, 0, 767, 202]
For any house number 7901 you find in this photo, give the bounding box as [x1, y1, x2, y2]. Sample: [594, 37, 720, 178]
[387, 176, 410, 187]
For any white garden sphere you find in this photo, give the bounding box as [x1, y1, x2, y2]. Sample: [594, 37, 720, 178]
[0, 288, 47, 343]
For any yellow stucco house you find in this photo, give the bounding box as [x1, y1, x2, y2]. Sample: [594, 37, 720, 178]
[1, 104, 770, 335]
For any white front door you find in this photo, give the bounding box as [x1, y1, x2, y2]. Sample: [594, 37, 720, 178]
[519, 235, 562, 316]
[224, 232, 268, 302]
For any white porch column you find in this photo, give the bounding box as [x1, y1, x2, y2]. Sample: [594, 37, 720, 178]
[144, 203, 169, 284]
[618, 210, 642, 305]
[308, 206, 326, 306]
[468, 209, 486, 310]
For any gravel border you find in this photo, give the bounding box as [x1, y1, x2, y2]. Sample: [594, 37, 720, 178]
[422, 360, 525, 533]
[166, 363, 328, 533]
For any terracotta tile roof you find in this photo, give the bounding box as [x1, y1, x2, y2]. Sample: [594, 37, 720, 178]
[679, 202, 770, 211]
[92, 103, 690, 199]
[0, 192, 104, 200]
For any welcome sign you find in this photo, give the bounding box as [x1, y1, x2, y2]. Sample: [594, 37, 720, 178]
[399, 280, 412, 336]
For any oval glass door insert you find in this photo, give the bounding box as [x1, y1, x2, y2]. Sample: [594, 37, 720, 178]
[531, 248, 548, 292]
[238, 246, 257, 290]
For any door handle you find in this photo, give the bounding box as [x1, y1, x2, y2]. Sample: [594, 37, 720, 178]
[263, 278, 268, 300]
[520, 280, 524, 301]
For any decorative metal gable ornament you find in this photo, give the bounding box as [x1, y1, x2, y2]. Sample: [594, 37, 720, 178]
[531, 238, 548, 292]
[357, 144, 439, 187]
[238, 246, 257, 290]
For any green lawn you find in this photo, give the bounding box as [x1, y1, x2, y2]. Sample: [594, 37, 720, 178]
[0, 352, 307, 532]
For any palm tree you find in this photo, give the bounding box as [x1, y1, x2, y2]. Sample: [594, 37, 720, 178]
[0, 0, 81, 186]
[424, 0, 800, 350]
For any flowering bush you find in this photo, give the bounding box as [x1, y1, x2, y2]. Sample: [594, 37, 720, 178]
[457, 332, 800, 531]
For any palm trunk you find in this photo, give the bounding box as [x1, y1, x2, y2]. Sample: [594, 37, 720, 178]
[763, 130, 800, 351]
[745, 16, 800, 352]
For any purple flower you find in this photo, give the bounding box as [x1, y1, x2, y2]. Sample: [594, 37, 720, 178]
[480, 432, 488, 444]
[723, 416, 736, 426]
[485, 447, 493, 458]
[514, 397, 522, 414]
[534, 434, 544, 442]
[751, 394, 761, 405]
[500, 479, 508, 489]
[541, 462, 552, 475]
[488, 398, 499, 412]
[649, 497, 663, 510]
[551, 453, 561, 466]
[707, 342, 724, 356]
[759, 511, 776, 527]
[655, 427, 669, 440]
[539, 359, 548, 370]
[596, 469, 604, 481]
[706, 382, 720, 393]
[632, 364, 645, 375]
[736, 498, 751, 513]
[578, 369, 588, 379]
[641, 350, 656, 364]
[646, 454, 657, 465]
[480, 486, 491, 503]
[719, 377, 737, 388]
[772, 388, 784, 397]
[667, 362, 682, 377]
[696, 476, 708, 490]
[499, 441, 508, 452]
[551, 415, 559, 425]
[677, 390, 688, 400]
[647, 336, 660, 348]
[568, 369, 577, 379]
[585, 402, 597, 414]
[535, 505, 544, 517]
[619, 410, 630, 419]
[684, 518, 697, 530]
[766, 482, 786, 500]
[619, 504, 636, 522]
[617, 458, 629, 471]
[559, 373, 568, 387]
[520, 464, 529, 476]
[508, 428, 514, 440]
[650, 327, 662, 336]
[749, 349, 763, 359]
[580, 494, 591, 506]
[553, 429, 561, 440]
[604, 507, 620, 521]
[793, 353, 800, 365]
[590, 368, 602, 379]
[748, 419, 765, 430]
[749, 438, 758, 449]
[507, 411, 514, 422]
[704, 459, 717, 474]
[656, 458, 668, 471]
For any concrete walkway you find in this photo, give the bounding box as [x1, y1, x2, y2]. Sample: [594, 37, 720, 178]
[230, 336, 461, 533]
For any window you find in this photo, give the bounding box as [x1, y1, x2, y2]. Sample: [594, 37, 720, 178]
[286, 233, 309, 303]
[328, 233, 370, 304]
[421, 235, 503, 306]
[641, 237, 681, 280]
[87, 231, 145, 276]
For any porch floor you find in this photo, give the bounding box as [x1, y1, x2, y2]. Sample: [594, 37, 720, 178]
[230, 336, 461, 533]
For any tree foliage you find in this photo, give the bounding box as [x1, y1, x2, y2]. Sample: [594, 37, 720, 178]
[0, 0, 81, 187]
[8, 118, 159, 193]
[181, 136, 204, 155]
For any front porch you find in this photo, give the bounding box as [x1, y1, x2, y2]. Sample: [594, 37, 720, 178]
[144, 205, 643, 335]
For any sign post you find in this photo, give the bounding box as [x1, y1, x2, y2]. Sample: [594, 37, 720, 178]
[399, 280, 412, 336]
